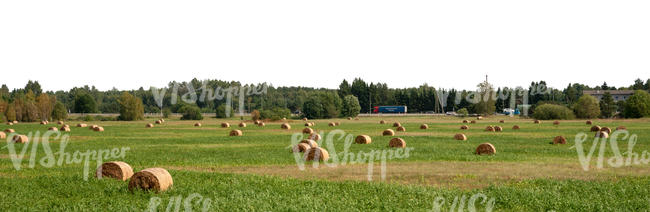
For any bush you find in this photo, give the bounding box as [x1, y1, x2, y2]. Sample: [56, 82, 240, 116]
[215, 104, 232, 118]
[118, 92, 144, 121]
[51, 101, 68, 121]
[573, 94, 600, 119]
[260, 108, 291, 121]
[162, 108, 172, 118]
[180, 105, 204, 120]
[250, 109, 261, 120]
[82, 115, 94, 122]
[623, 90, 650, 118]
[457, 108, 469, 117]
[532, 104, 575, 120]
[341, 95, 361, 118]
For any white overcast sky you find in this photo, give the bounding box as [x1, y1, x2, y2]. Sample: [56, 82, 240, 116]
[1, 0, 649, 92]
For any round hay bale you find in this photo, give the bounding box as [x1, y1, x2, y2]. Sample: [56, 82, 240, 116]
[40, 121, 47, 125]
[420, 124, 428, 129]
[48, 127, 58, 131]
[159, 119, 165, 123]
[477, 116, 483, 120]
[475, 143, 496, 155]
[0, 132, 5, 139]
[258, 122, 266, 127]
[308, 133, 322, 141]
[553, 136, 567, 144]
[60, 126, 71, 132]
[335, 122, 340, 126]
[396, 126, 406, 132]
[389, 138, 406, 148]
[596, 131, 609, 138]
[302, 127, 314, 134]
[470, 120, 477, 124]
[485, 126, 495, 132]
[382, 129, 395, 136]
[194, 123, 202, 127]
[281, 123, 291, 130]
[354, 117, 359, 120]
[77, 123, 87, 127]
[57, 121, 64, 125]
[494, 126, 503, 132]
[499, 120, 505, 123]
[291, 143, 311, 153]
[89, 125, 98, 130]
[454, 133, 467, 141]
[300, 139, 319, 148]
[304, 147, 329, 161]
[328, 122, 336, 127]
[347, 117, 352, 120]
[93, 127, 104, 132]
[253, 120, 260, 125]
[155, 120, 162, 124]
[302, 117, 308, 121]
[590, 125, 601, 132]
[600, 127, 612, 134]
[460, 125, 469, 130]
[553, 121, 560, 125]
[534, 120, 541, 124]
[380, 120, 386, 124]
[6, 122, 13, 126]
[616, 126, 627, 131]
[238, 122, 247, 127]
[355, 135, 372, 144]
[128, 168, 173, 192]
[304, 122, 313, 127]
[462, 120, 469, 123]
[221, 122, 230, 128]
[4, 129, 15, 133]
[229, 130, 243, 136]
[96, 161, 134, 181]
[282, 118, 287, 121]
[392, 122, 401, 127]
[146, 123, 154, 128]
[12, 120, 17, 124]
[61, 124, 70, 128]
[12, 135, 28, 143]
[512, 125, 520, 130]
[586, 120, 592, 125]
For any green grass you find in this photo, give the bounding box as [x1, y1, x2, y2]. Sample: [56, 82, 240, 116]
[1, 116, 649, 211]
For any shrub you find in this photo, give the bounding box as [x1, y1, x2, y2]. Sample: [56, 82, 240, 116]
[260, 108, 291, 121]
[51, 101, 68, 121]
[457, 108, 469, 117]
[215, 104, 232, 118]
[162, 108, 171, 118]
[82, 115, 94, 122]
[180, 105, 204, 120]
[250, 109, 261, 120]
[341, 95, 361, 118]
[623, 90, 650, 118]
[118, 92, 144, 121]
[532, 104, 575, 120]
[573, 94, 600, 119]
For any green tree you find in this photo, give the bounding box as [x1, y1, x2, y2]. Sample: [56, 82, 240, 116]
[472, 81, 496, 115]
[341, 95, 361, 117]
[180, 105, 203, 120]
[74, 93, 98, 113]
[215, 104, 232, 118]
[5, 103, 16, 121]
[302, 96, 324, 119]
[51, 101, 68, 121]
[117, 92, 144, 121]
[457, 108, 469, 117]
[623, 90, 650, 118]
[320, 92, 342, 118]
[573, 94, 600, 119]
[599, 92, 616, 118]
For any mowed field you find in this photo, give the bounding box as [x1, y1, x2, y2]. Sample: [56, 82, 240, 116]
[1, 116, 650, 211]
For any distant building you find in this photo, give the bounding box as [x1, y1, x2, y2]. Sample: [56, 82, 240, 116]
[583, 90, 634, 102]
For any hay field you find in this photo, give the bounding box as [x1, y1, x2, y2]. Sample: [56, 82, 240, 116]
[1, 116, 650, 211]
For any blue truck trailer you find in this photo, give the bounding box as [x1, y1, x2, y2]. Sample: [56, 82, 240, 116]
[373, 106, 408, 113]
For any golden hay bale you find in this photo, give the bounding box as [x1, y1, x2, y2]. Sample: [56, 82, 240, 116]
[77, 123, 87, 127]
[281, 123, 291, 130]
[534, 120, 541, 124]
[347, 117, 352, 120]
[48, 127, 58, 131]
[253, 120, 260, 125]
[462, 120, 468, 123]
[194, 123, 202, 127]
[57, 121, 64, 125]
[4, 129, 15, 133]
[159, 119, 165, 123]
[328, 122, 335, 127]
[302, 117, 308, 121]
[229, 130, 243, 136]
[454, 133, 467, 141]
[355, 135, 372, 144]
[89, 125, 98, 130]
[238, 122, 247, 127]
[380, 120, 386, 124]
[308, 133, 322, 141]
[291, 143, 311, 153]
[499, 120, 505, 123]
[146, 123, 154, 128]
[553, 121, 560, 125]
[586, 120, 592, 125]
[494, 126, 503, 132]
[420, 124, 428, 129]
[590, 125, 601, 132]
[477, 116, 483, 120]
[60, 126, 71, 132]
[382, 129, 395, 136]
[128, 168, 173, 192]
[96, 161, 134, 181]
[485, 126, 495, 132]
[61, 124, 70, 128]
[396, 126, 406, 132]
[258, 122, 265, 127]
[304, 122, 313, 127]
[0, 132, 5, 139]
[392, 122, 401, 127]
[460, 125, 469, 130]
[93, 127, 104, 132]
[512, 125, 520, 130]
[470, 120, 477, 124]
[6, 122, 13, 126]
[282, 118, 287, 121]
[553, 136, 567, 144]
[475, 143, 496, 155]
[596, 131, 609, 138]
[389, 138, 406, 148]
[300, 139, 319, 148]
[354, 117, 359, 120]
[155, 120, 162, 124]
[304, 147, 329, 161]
[221, 122, 230, 128]
[616, 126, 627, 131]
[12, 120, 17, 124]
[12, 135, 28, 143]
[40, 121, 47, 125]
[302, 127, 314, 134]
[600, 127, 612, 134]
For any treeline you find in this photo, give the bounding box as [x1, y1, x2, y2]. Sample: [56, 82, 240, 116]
[1, 78, 650, 122]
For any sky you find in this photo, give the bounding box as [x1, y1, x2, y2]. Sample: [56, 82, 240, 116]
[1, 0, 649, 92]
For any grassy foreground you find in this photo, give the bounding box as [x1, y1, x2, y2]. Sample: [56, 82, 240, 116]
[1, 116, 649, 211]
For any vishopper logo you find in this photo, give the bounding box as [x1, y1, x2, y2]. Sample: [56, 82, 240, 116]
[431, 193, 495, 212]
[571, 130, 650, 171]
[3, 131, 130, 181]
[435, 84, 551, 117]
[151, 82, 268, 117]
[146, 193, 212, 212]
[289, 130, 414, 181]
